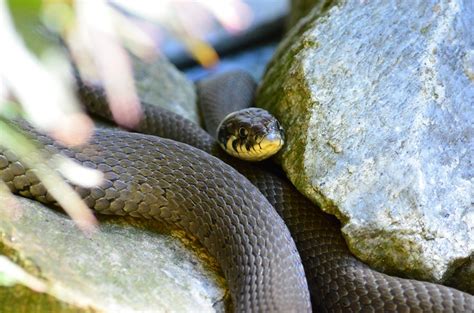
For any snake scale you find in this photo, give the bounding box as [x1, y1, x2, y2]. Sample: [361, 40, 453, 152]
[0, 70, 472, 312]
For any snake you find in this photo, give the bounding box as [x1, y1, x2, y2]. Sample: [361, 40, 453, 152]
[0, 70, 473, 312]
[215, 107, 284, 161]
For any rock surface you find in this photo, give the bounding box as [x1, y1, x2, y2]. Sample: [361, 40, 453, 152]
[0, 196, 227, 312]
[132, 55, 200, 124]
[257, 0, 473, 287]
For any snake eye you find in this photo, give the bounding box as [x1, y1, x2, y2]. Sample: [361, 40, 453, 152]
[239, 127, 248, 138]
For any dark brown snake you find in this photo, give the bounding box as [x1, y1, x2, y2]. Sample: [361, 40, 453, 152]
[0, 71, 472, 312]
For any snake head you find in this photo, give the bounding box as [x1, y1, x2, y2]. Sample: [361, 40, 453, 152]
[216, 108, 284, 161]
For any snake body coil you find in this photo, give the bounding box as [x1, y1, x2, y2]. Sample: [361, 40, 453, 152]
[0, 123, 310, 312]
[0, 71, 472, 312]
[196, 72, 474, 312]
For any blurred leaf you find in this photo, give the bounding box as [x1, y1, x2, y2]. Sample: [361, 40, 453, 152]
[0, 100, 23, 119]
[6, 0, 48, 56]
[0, 118, 98, 233]
[182, 37, 219, 67]
[0, 255, 47, 291]
[0, 270, 17, 287]
[6, 0, 75, 58]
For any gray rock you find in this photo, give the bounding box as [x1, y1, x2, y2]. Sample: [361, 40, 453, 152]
[132, 55, 199, 124]
[257, 0, 473, 288]
[0, 196, 227, 312]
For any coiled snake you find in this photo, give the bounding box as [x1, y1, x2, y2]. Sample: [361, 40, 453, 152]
[0, 71, 472, 312]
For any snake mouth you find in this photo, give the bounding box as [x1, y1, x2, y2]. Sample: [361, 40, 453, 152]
[256, 132, 284, 157]
[222, 132, 284, 161]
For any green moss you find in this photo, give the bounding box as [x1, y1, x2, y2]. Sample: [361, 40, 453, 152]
[0, 285, 96, 313]
[257, 3, 335, 216]
[0, 239, 97, 313]
[288, 0, 340, 29]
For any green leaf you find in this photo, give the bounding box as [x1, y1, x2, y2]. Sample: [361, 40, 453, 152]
[6, 0, 48, 56]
